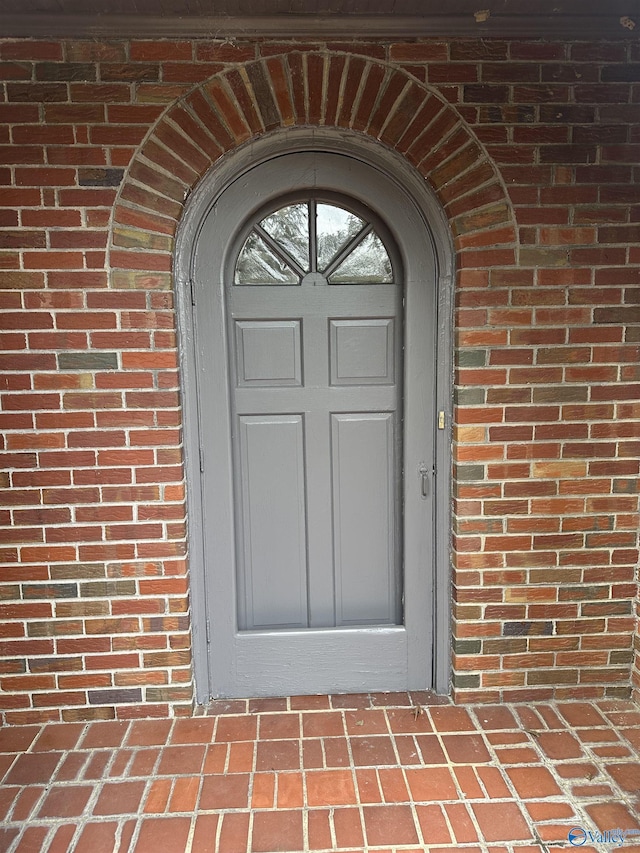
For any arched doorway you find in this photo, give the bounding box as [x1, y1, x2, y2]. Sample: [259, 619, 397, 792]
[176, 130, 454, 700]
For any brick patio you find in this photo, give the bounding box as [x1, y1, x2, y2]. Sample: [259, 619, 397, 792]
[0, 694, 639, 852]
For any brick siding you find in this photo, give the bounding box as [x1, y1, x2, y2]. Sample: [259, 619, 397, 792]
[0, 37, 638, 722]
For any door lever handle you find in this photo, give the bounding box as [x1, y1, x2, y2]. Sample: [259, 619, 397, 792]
[419, 463, 430, 499]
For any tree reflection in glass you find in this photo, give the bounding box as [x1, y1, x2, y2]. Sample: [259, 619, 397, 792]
[235, 232, 300, 285]
[328, 232, 393, 283]
[260, 204, 309, 271]
[316, 204, 365, 271]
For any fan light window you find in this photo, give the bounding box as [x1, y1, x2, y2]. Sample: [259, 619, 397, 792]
[235, 200, 394, 285]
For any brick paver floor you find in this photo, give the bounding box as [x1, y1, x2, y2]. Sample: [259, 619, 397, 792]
[0, 694, 638, 852]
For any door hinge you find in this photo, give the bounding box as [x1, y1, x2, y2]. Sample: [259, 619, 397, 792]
[199, 446, 204, 474]
[189, 278, 196, 306]
[438, 410, 445, 430]
[205, 618, 211, 645]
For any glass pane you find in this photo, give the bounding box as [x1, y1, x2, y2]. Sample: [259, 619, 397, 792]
[328, 231, 393, 284]
[260, 204, 309, 271]
[235, 232, 299, 285]
[317, 204, 365, 271]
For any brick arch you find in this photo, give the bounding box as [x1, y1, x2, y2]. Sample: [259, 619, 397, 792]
[108, 50, 516, 273]
[105, 50, 518, 708]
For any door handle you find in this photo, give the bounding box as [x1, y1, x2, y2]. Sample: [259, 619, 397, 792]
[419, 464, 430, 499]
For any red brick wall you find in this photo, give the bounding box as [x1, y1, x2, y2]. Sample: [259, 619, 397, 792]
[0, 37, 638, 722]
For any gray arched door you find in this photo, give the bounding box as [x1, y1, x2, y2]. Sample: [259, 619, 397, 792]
[191, 150, 439, 698]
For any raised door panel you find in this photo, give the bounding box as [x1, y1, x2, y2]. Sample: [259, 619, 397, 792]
[234, 320, 302, 387]
[329, 319, 395, 385]
[236, 415, 308, 630]
[331, 412, 400, 626]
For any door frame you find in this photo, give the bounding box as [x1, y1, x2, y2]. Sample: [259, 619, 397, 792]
[174, 128, 455, 702]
